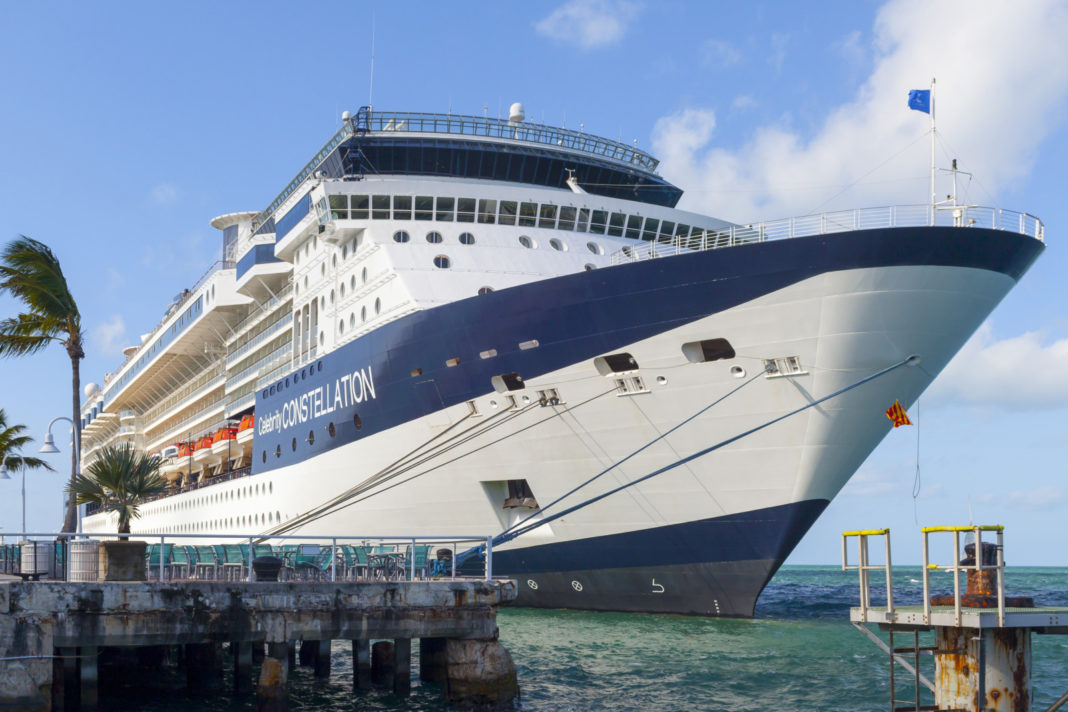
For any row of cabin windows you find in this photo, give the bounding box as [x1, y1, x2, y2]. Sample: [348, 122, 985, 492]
[324, 193, 719, 243]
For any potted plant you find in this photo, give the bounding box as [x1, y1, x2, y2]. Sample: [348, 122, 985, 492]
[67, 444, 167, 581]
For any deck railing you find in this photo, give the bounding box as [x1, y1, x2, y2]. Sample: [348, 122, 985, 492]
[609, 205, 1044, 265]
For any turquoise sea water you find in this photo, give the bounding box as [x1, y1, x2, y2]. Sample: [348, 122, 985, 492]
[101, 566, 1068, 711]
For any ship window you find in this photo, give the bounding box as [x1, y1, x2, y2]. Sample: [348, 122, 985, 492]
[354, 413, 362, 429]
[291, 437, 297, 452]
[642, 218, 659, 241]
[558, 206, 577, 231]
[362, 266, 368, 283]
[350, 275, 356, 290]
[360, 305, 367, 322]
[435, 196, 454, 221]
[433, 255, 451, 268]
[478, 199, 497, 224]
[426, 231, 443, 244]
[457, 198, 476, 222]
[415, 195, 433, 220]
[329, 289, 335, 304]
[374, 297, 381, 314]
[499, 201, 518, 226]
[519, 235, 535, 249]
[332, 255, 337, 268]
[340, 283, 346, 297]
[329, 194, 348, 219]
[307, 429, 315, 446]
[594, 352, 639, 374]
[351, 195, 369, 219]
[275, 445, 281, 458]
[321, 263, 326, 277]
[459, 232, 475, 245]
[626, 215, 643, 239]
[519, 202, 537, 227]
[478, 286, 493, 295]
[341, 244, 348, 259]
[586, 241, 603, 255]
[338, 319, 344, 334]
[372, 195, 390, 219]
[660, 221, 676, 240]
[392, 195, 412, 220]
[576, 208, 590, 232]
[349, 313, 355, 328]
[491, 372, 525, 392]
[607, 212, 625, 236]
[676, 223, 692, 237]
[538, 204, 557, 229]
[319, 331, 324, 346]
[590, 210, 608, 234]
[393, 230, 410, 243]
[262, 451, 266, 463]
[682, 338, 736, 363]
[549, 238, 566, 252]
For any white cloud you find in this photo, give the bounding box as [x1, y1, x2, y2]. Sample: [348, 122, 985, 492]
[701, 39, 741, 68]
[768, 33, 789, 73]
[925, 323, 1068, 410]
[91, 314, 128, 358]
[835, 30, 865, 68]
[652, 0, 1068, 223]
[731, 95, 757, 112]
[977, 486, 1064, 511]
[151, 183, 178, 205]
[534, 0, 640, 50]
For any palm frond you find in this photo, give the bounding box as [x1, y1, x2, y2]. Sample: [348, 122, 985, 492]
[0, 236, 81, 325]
[69, 444, 166, 533]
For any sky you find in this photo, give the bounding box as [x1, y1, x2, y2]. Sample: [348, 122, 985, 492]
[0, 0, 1066, 565]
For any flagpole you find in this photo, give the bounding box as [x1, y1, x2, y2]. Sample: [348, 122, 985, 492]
[929, 77, 936, 223]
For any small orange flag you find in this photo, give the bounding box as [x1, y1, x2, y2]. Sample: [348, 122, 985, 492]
[885, 400, 912, 428]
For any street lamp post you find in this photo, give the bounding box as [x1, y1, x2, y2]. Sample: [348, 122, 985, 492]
[0, 455, 28, 534]
[40, 416, 80, 533]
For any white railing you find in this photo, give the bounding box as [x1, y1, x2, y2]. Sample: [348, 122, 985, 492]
[610, 205, 1044, 265]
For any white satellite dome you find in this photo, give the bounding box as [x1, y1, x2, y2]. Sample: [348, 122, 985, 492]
[84, 382, 101, 398]
[508, 102, 525, 123]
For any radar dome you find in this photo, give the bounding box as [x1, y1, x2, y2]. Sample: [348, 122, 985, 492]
[84, 382, 101, 398]
[509, 103, 525, 123]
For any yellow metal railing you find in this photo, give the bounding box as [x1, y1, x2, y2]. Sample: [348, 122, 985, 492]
[841, 528, 893, 622]
[921, 525, 1005, 626]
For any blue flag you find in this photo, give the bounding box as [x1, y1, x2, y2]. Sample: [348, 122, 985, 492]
[908, 89, 931, 114]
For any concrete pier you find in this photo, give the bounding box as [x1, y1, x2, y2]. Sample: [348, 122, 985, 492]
[0, 578, 517, 710]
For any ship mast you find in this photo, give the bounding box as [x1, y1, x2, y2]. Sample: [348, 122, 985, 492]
[929, 77, 936, 218]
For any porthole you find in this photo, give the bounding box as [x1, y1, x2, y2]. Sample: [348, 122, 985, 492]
[261, 451, 266, 463]
[584, 263, 595, 271]
[332, 255, 337, 268]
[338, 319, 344, 334]
[329, 289, 335, 304]
[361, 305, 367, 322]
[433, 255, 451, 269]
[304, 275, 308, 289]
[374, 297, 381, 315]
[340, 283, 346, 297]
[426, 231, 443, 244]
[275, 445, 281, 458]
[328, 422, 336, 437]
[350, 275, 356, 290]
[459, 232, 475, 245]
[342, 245, 348, 259]
[730, 365, 747, 378]
[320, 295, 326, 309]
[478, 286, 494, 295]
[354, 413, 363, 429]
[317, 361, 323, 372]
[270, 483, 273, 493]
[291, 436, 297, 451]
[519, 235, 535, 249]
[307, 430, 315, 445]
[549, 238, 566, 251]
[349, 313, 355, 328]
[319, 332, 324, 346]
[393, 230, 410, 243]
[586, 241, 603, 255]
[361, 267, 368, 283]
[320, 263, 326, 277]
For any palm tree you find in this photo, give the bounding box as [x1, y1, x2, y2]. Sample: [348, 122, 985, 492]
[66, 445, 167, 536]
[0, 236, 83, 533]
[0, 407, 54, 473]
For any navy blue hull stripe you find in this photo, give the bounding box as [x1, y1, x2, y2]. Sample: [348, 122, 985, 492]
[253, 227, 1042, 472]
[485, 499, 829, 575]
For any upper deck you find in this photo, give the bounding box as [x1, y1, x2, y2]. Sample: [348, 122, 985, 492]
[256, 107, 679, 232]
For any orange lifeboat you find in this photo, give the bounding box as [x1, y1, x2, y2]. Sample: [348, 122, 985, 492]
[177, 442, 192, 458]
[238, 414, 255, 432]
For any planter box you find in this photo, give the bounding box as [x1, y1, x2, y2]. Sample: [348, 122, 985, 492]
[98, 540, 147, 581]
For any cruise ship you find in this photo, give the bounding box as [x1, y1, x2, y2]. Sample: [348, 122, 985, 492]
[79, 105, 1044, 616]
